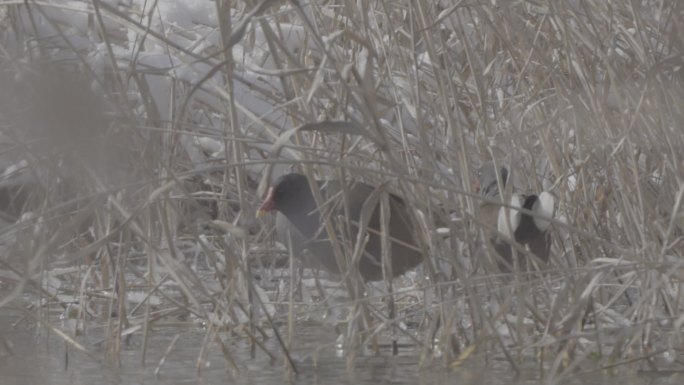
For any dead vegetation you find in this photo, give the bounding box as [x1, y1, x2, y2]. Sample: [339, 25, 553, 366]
[0, 0, 683, 381]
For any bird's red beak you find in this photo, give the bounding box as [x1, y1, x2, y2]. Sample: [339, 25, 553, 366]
[472, 178, 480, 193]
[256, 187, 276, 218]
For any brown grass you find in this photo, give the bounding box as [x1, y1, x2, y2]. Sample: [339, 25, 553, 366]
[0, 0, 682, 380]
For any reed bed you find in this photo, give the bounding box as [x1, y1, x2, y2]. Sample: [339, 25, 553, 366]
[0, 0, 682, 381]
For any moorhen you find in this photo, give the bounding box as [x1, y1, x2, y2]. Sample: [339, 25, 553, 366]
[476, 163, 555, 266]
[257, 173, 423, 281]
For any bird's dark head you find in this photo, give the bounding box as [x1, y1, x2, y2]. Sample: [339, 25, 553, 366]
[476, 163, 508, 198]
[257, 173, 314, 217]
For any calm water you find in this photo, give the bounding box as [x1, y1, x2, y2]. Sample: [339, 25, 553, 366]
[0, 312, 682, 385]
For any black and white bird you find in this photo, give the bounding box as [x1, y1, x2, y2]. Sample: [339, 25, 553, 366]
[475, 163, 555, 268]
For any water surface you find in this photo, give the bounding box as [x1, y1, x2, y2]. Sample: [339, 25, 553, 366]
[1, 312, 681, 385]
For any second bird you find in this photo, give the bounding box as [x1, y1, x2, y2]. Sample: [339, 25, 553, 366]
[476, 162, 555, 268]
